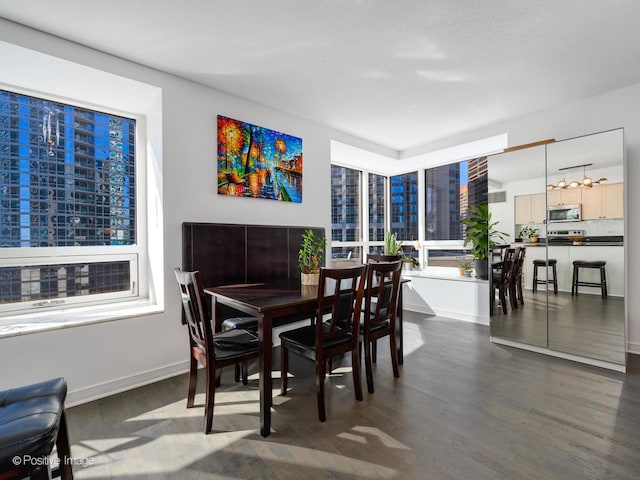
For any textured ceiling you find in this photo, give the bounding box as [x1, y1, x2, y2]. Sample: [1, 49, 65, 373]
[1, 0, 640, 152]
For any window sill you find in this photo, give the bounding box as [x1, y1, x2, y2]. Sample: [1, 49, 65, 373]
[402, 267, 488, 283]
[0, 300, 164, 339]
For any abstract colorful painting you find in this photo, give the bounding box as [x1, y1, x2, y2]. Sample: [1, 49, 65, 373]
[217, 115, 302, 202]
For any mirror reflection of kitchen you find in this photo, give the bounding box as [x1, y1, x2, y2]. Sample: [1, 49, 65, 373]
[488, 144, 548, 348]
[546, 129, 624, 365]
[487, 129, 625, 366]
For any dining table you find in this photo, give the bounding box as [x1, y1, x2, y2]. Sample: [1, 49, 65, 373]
[205, 277, 407, 438]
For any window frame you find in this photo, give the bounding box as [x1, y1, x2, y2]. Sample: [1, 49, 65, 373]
[0, 84, 149, 318]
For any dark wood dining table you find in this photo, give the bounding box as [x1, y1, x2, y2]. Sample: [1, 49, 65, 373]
[204, 278, 407, 437]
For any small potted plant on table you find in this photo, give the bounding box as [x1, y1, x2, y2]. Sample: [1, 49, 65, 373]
[519, 225, 540, 243]
[298, 229, 326, 285]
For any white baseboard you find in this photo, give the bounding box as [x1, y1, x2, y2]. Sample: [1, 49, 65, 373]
[404, 303, 489, 325]
[65, 322, 311, 407]
[491, 337, 626, 372]
[66, 360, 190, 407]
[627, 341, 640, 356]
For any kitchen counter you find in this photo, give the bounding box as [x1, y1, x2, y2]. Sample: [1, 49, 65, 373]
[522, 244, 624, 296]
[513, 235, 623, 247]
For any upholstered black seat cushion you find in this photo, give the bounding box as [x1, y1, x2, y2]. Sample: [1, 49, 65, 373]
[0, 377, 66, 470]
[360, 317, 390, 333]
[573, 260, 606, 267]
[222, 311, 316, 332]
[279, 323, 351, 350]
[222, 316, 259, 331]
[533, 259, 557, 265]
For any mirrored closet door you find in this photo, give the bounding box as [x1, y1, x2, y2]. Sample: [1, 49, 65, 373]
[487, 129, 626, 368]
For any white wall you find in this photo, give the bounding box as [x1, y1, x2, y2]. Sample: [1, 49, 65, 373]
[0, 20, 383, 403]
[406, 83, 640, 354]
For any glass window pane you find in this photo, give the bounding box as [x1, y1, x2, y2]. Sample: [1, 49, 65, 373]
[0, 261, 131, 304]
[425, 157, 487, 241]
[331, 165, 361, 242]
[390, 171, 418, 240]
[0, 89, 136, 248]
[368, 173, 385, 241]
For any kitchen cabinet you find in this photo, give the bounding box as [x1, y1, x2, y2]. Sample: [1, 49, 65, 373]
[547, 188, 581, 206]
[581, 183, 623, 219]
[514, 193, 546, 224]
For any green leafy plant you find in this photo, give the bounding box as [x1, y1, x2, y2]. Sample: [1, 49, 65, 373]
[384, 231, 402, 256]
[459, 257, 474, 272]
[461, 202, 507, 260]
[298, 229, 326, 273]
[518, 225, 539, 238]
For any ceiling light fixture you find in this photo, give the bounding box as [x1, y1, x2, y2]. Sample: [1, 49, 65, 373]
[546, 163, 607, 190]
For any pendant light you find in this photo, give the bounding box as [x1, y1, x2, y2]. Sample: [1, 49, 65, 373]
[549, 163, 607, 190]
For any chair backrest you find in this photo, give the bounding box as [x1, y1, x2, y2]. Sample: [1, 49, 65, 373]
[498, 248, 516, 286]
[364, 260, 403, 328]
[174, 268, 213, 355]
[512, 247, 526, 280]
[316, 265, 367, 349]
[367, 254, 402, 263]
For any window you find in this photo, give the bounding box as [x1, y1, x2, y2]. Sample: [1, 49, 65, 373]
[0, 89, 139, 315]
[390, 172, 418, 241]
[368, 173, 385, 241]
[425, 157, 487, 240]
[331, 166, 361, 243]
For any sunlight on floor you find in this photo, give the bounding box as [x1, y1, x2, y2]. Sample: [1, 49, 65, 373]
[402, 321, 425, 356]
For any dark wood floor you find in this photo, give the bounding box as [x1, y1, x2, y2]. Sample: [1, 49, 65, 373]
[490, 289, 625, 364]
[65, 312, 640, 479]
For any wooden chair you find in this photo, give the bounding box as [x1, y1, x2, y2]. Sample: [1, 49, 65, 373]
[508, 247, 526, 310]
[279, 265, 367, 422]
[359, 260, 403, 393]
[491, 248, 515, 314]
[365, 253, 402, 361]
[174, 268, 259, 434]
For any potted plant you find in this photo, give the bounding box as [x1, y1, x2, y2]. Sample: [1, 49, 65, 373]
[298, 229, 325, 285]
[401, 256, 420, 270]
[519, 225, 540, 243]
[458, 257, 474, 277]
[384, 231, 403, 256]
[461, 202, 507, 279]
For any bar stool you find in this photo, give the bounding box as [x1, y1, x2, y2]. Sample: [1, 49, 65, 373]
[572, 260, 607, 298]
[532, 259, 558, 294]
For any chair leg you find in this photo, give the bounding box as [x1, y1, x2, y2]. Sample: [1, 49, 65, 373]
[552, 264, 558, 294]
[499, 286, 508, 314]
[532, 265, 538, 293]
[389, 331, 400, 379]
[280, 344, 288, 395]
[601, 266, 608, 298]
[204, 365, 216, 434]
[316, 357, 327, 422]
[351, 348, 363, 402]
[31, 466, 51, 480]
[187, 356, 198, 408]
[56, 409, 74, 479]
[241, 361, 249, 385]
[364, 338, 374, 394]
[517, 276, 524, 304]
[571, 266, 577, 295]
[372, 340, 377, 364]
[508, 283, 518, 310]
[234, 364, 241, 383]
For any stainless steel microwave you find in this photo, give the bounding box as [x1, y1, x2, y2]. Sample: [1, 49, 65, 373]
[547, 204, 581, 223]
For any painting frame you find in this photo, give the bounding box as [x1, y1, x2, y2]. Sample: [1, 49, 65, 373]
[217, 115, 303, 203]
